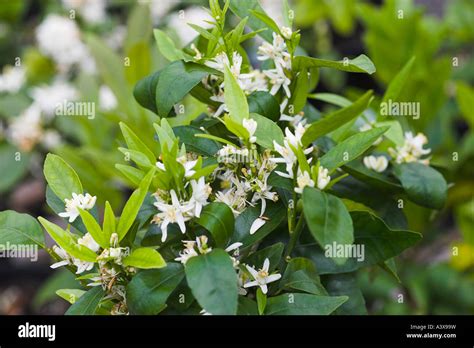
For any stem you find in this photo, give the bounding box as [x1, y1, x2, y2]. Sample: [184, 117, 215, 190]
[284, 211, 305, 260]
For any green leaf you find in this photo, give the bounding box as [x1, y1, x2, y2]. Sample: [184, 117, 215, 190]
[185, 249, 238, 315]
[65, 286, 104, 315]
[126, 263, 185, 315]
[133, 71, 160, 114]
[243, 243, 284, 272]
[393, 163, 447, 210]
[229, 0, 273, 42]
[247, 91, 280, 121]
[381, 57, 415, 106]
[296, 211, 422, 274]
[117, 168, 155, 241]
[156, 61, 217, 117]
[265, 293, 348, 315]
[122, 247, 166, 269]
[173, 126, 221, 156]
[256, 288, 267, 315]
[56, 289, 85, 304]
[279, 257, 327, 295]
[153, 29, 188, 62]
[102, 201, 116, 244]
[224, 64, 249, 123]
[0, 144, 30, 193]
[120, 122, 157, 164]
[303, 187, 354, 264]
[290, 68, 310, 114]
[249, 10, 282, 36]
[43, 154, 83, 201]
[322, 272, 367, 315]
[0, 210, 45, 248]
[293, 54, 376, 74]
[251, 113, 285, 149]
[302, 90, 373, 147]
[78, 209, 108, 249]
[115, 164, 144, 186]
[319, 126, 389, 172]
[38, 218, 97, 262]
[196, 202, 234, 248]
[232, 202, 286, 247]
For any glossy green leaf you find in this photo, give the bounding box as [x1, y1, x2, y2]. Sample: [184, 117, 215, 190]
[393, 163, 447, 210]
[303, 187, 354, 264]
[279, 257, 327, 295]
[122, 247, 166, 269]
[0, 210, 45, 248]
[65, 286, 104, 315]
[78, 209, 108, 249]
[153, 29, 188, 62]
[320, 126, 389, 172]
[293, 55, 376, 74]
[38, 217, 97, 262]
[196, 202, 235, 248]
[251, 113, 285, 149]
[185, 249, 238, 315]
[296, 211, 422, 274]
[380, 57, 415, 106]
[56, 289, 85, 304]
[265, 293, 348, 315]
[302, 90, 373, 146]
[322, 272, 367, 315]
[117, 168, 155, 241]
[126, 263, 185, 315]
[173, 126, 221, 156]
[224, 64, 249, 122]
[229, 0, 273, 42]
[0, 144, 30, 193]
[247, 91, 280, 121]
[156, 61, 217, 117]
[43, 154, 83, 201]
[119, 122, 157, 164]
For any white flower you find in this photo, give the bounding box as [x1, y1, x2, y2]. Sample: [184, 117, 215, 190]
[58, 193, 97, 223]
[50, 246, 72, 269]
[62, 0, 107, 24]
[50, 245, 94, 274]
[281, 26, 293, 40]
[175, 236, 212, 264]
[295, 171, 315, 194]
[215, 188, 248, 216]
[153, 190, 193, 242]
[243, 118, 257, 143]
[244, 258, 281, 294]
[73, 259, 95, 274]
[7, 105, 43, 152]
[30, 80, 78, 117]
[41, 130, 62, 150]
[99, 85, 117, 111]
[78, 233, 100, 253]
[317, 166, 331, 190]
[239, 70, 269, 93]
[177, 156, 198, 178]
[36, 15, 93, 73]
[388, 132, 431, 165]
[189, 177, 212, 217]
[257, 32, 291, 71]
[363, 155, 388, 173]
[271, 125, 313, 179]
[0, 65, 25, 93]
[264, 68, 291, 98]
[250, 217, 266, 235]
